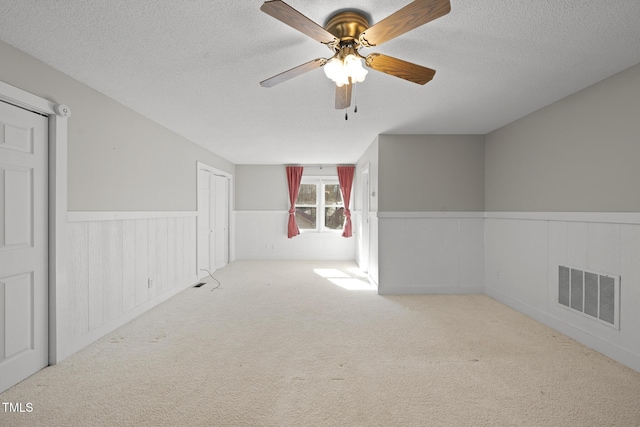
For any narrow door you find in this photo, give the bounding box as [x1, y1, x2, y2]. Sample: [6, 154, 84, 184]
[213, 174, 228, 269]
[0, 100, 49, 393]
[197, 169, 213, 275]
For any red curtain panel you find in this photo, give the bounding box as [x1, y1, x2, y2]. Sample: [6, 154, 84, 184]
[286, 165, 304, 238]
[337, 165, 355, 238]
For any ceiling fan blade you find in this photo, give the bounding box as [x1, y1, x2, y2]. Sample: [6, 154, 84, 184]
[365, 53, 436, 85]
[260, 58, 326, 88]
[261, 1, 338, 46]
[359, 0, 450, 47]
[335, 83, 352, 109]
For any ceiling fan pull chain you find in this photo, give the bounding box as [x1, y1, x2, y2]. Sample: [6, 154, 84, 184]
[345, 109, 348, 120]
[354, 83, 358, 113]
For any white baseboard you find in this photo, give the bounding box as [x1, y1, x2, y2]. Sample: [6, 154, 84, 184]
[485, 287, 640, 372]
[59, 213, 198, 363]
[378, 285, 484, 295]
[57, 275, 198, 362]
[235, 210, 356, 260]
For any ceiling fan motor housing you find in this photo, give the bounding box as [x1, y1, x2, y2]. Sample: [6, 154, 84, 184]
[325, 11, 370, 46]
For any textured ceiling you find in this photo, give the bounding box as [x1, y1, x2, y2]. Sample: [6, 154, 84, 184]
[1, 1, 639, 164]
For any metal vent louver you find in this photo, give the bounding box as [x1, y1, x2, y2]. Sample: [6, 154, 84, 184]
[558, 266, 619, 329]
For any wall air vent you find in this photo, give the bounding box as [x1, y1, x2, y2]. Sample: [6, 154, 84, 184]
[558, 266, 620, 329]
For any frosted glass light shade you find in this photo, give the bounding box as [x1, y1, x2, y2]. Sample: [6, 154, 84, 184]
[343, 54, 368, 83]
[323, 58, 342, 81]
[324, 54, 368, 86]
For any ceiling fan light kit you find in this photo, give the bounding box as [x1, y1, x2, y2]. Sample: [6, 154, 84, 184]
[323, 47, 368, 87]
[260, 0, 451, 112]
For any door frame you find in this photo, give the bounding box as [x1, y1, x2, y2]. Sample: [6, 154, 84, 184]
[360, 163, 370, 273]
[196, 161, 234, 279]
[0, 80, 69, 365]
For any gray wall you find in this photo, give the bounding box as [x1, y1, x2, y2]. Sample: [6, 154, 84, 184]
[0, 40, 234, 211]
[235, 165, 288, 210]
[378, 134, 485, 212]
[485, 63, 640, 212]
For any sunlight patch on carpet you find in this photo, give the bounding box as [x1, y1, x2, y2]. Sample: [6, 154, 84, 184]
[328, 278, 375, 291]
[314, 268, 349, 278]
[314, 267, 375, 291]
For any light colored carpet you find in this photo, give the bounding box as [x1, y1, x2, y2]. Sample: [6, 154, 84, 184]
[1, 260, 640, 426]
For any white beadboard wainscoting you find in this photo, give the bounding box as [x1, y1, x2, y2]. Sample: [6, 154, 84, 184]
[485, 212, 640, 372]
[234, 211, 356, 260]
[377, 212, 485, 295]
[61, 212, 198, 360]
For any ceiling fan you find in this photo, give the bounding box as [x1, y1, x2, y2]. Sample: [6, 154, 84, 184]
[259, 0, 451, 111]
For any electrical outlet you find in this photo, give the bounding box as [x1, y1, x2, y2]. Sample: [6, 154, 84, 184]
[148, 278, 153, 288]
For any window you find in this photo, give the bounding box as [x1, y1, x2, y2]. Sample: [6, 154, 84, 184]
[295, 178, 344, 232]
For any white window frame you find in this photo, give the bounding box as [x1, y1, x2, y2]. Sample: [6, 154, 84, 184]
[296, 176, 344, 233]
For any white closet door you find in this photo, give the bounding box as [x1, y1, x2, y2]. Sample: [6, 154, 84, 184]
[0, 100, 48, 392]
[213, 174, 228, 269]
